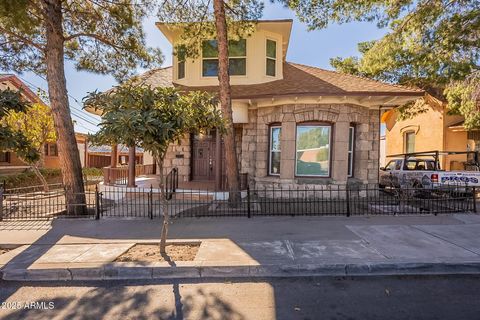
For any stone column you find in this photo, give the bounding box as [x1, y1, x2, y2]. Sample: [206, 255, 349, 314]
[280, 113, 296, 180]
[127, 145, 136, 187]
[332, 121, 350, 183]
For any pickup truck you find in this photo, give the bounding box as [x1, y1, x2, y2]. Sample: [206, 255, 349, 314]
[379, 157, 480, 189]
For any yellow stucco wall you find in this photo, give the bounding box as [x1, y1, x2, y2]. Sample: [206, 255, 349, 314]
[170, 28, 285, 87]
[385, 102, 469, 170]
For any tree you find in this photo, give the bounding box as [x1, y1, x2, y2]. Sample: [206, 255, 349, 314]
[0, 89, 39, 164]
[158, 0, 263, 198]
[84, 83, 225, 253]
[0, 0, 163, 213]
[281, 0, 479, 121]
[2, 103, 56, 190]
[445, 71, 480, 130]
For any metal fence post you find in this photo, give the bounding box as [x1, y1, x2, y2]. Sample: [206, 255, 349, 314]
[346, 184, 351, 217]
[149, 185, 153, 219]
[0, 185, 3, 221]
[95, 185, 100, 220]
[473, 186, 477, 213]
[247, 185, 251, 218]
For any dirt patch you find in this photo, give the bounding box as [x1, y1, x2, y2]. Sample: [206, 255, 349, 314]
[115, 243, 200, 262]
[0, 248, 11, 255]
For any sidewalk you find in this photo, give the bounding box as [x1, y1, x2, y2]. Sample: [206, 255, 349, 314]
[1, 214, 480, 280]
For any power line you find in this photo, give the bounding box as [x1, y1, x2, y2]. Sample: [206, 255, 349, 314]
[17, 71, 102, 123]
[15, 74, 101, 129]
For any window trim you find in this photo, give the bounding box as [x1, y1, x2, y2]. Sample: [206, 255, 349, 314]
[201, 39, 247, 77]
[266, 38, 277, 77]
[404, 131, 415, 153]
[294, 122, 332, 178]
[268, 124, 282, 176]
[347, 125, 355, 178]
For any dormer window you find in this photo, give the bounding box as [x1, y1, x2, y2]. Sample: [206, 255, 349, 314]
[202, 39, 246, 77]
[266, 39, 276, 76]
[178, 61, 185, 79]
[176, 45, 186, 79]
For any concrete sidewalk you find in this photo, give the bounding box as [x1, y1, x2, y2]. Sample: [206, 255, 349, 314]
[1, 214, 480, 280]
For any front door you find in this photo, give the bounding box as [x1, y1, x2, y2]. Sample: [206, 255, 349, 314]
[192, 131, 223, 181]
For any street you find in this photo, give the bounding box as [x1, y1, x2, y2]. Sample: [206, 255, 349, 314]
[1, 275, 480, 320]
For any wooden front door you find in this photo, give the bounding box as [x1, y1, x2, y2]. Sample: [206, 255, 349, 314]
[192, 132, 224, 181]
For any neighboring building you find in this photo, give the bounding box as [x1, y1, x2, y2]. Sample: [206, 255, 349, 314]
[383, 94, 474, 170]
[87, 145, 145, 168]
[0, 74, 89, 173]
[87, 19, 423, 188]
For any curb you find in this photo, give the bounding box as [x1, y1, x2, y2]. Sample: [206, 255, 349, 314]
[2, 261, 480, 281]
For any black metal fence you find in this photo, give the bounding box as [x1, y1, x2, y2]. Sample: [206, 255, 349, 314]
[171, 184, 476, 217]
[0, 183, 476, 221]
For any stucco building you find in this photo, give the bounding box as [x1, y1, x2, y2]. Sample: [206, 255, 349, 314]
[383, 94, 475, 170]
[90, 19, 424, 189]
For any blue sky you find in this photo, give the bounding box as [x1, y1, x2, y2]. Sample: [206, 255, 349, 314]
[13, 2, 387, 134]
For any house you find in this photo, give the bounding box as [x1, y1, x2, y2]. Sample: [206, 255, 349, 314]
[88, 19, 424, 189]
[383, 94, 474, 170]
[87, 144, 146, 168]
[0, 74, 90, 173]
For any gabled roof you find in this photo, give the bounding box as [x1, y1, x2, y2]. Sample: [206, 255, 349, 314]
[136, 62, 423, 99]
[0, 74, 44, 104]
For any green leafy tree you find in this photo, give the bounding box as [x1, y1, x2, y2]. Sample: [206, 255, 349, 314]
[0, 0, 163, 212]
[0, 89, 39, 164]
[158, 0, 263, 198]
[445, 72, 480, 130]
[281, 0, 479, 122]
[84, 83, 225, 253]
[2, 103, 57, 190]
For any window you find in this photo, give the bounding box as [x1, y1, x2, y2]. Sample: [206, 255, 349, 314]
[0, 151, 10, 163]
[347, 126, 355, 177]
[404, 131, 415, 153]
[49, 144, 58, 156]
[404, 160, 417, 170]
[202, 39, 246, 77]
[295, 124, 331, 177]
[44, 143, 58, 156]
[266, 39, 276, 76]
[178, 61, 185, 79]
[177, 45, 186, 79]
[385, 160, 396, 171]
[269, 126, 281, 175]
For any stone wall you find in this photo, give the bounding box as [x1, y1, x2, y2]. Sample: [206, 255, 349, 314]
[240, 104, 380, 189]
[162, 135, 191, 182]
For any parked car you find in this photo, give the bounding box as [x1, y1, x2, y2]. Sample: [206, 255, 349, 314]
[380, 151, 480, 189]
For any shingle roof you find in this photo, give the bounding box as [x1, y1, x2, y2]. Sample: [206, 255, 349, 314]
[136, 62, 423, 99]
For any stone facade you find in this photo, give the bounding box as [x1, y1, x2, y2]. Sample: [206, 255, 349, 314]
[241, 104, 380, 188]
[162, 104, 380, 188]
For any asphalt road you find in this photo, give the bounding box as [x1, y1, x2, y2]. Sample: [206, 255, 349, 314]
[1, 275, 480, 320]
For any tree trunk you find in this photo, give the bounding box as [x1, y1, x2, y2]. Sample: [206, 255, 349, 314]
[213, 0, 240, 203]
[159, 159, 169, 254]
[31, 164, 49, 192]
[43, 0, 86, 214]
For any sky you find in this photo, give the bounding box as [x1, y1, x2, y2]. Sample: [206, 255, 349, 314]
[12, 2, 387, 134]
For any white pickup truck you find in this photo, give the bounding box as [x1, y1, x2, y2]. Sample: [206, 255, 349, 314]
[379, 156, 480, 189]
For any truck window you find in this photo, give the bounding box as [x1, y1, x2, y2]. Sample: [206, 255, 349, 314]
[404, 160, 417, 170]
[425, 161, 435, 170]
[385, 161, 396, 170]
[395, 160, 402, 170]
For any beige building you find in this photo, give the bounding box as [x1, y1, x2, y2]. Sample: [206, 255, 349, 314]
[383, 95, 474, 170]
[89, 19, 424, 189]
